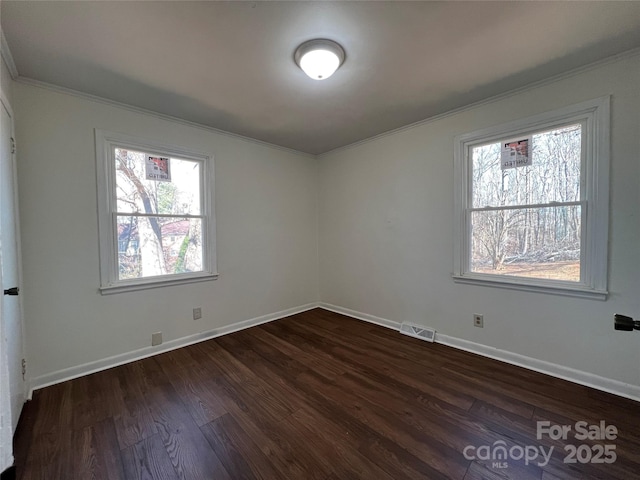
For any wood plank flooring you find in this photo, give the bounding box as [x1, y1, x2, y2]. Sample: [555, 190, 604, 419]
[13, 308, 640, 479]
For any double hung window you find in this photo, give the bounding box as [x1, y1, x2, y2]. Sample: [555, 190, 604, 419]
[453, 98, 609, 299]
[96, 130, 217, 293]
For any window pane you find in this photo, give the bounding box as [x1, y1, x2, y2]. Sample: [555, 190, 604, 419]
[470, 205, 581, 282]
[117, 216, 203, 280]
[472, 124, 582, 208]
[115, 148, 201, 215]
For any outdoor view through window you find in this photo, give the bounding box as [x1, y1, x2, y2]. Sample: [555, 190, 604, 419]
[115, 148, 203, 280]
[470, 124, 582, 282]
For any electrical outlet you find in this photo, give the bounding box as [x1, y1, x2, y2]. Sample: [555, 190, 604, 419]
[473, 314, 484, 328]
[152, 332, 163, 346]
[193, 307, 202, 320]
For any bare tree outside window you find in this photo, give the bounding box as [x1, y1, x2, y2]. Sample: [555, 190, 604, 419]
[115, 148, 203, 280]
[96, 130, 217, 294]
[470, 125, 582, 281]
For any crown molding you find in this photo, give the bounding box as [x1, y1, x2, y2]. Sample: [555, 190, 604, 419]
[8, 43, 640, 159]
[1, 29, 18, 80]
[15, 76, 316, 159]
[319, 46, 640, 158]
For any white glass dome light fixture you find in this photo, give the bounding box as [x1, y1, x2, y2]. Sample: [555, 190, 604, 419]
[294, 39, 345, 80]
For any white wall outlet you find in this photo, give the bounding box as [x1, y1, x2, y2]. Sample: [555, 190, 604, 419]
[151, 332, 163, 346]
[193, 307, 202, 320]
[473, 314, 484, 328]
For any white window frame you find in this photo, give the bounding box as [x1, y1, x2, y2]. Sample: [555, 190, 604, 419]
[95, 130, 217, 294]
[453, 97, 610, 299]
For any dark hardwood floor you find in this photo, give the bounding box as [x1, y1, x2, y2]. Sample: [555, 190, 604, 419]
[13, 308, 640, 479]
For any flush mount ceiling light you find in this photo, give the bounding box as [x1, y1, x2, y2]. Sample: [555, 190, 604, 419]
[294, 39, 345, 80]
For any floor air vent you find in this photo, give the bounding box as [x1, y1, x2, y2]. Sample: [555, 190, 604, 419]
[399, 322, 436, 342]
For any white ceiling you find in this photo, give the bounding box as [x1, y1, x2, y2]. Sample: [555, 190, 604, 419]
[3, 1, 640, 155]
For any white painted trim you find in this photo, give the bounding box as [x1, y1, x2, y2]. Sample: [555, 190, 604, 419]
[12, 47, 639, 159]
[0, 30, 18, 80]
[451, 275, 607, 301]
[99, 272, 219, 295]
[0, 93, 28, 420]
[452, 96, 610, 299]
[27, 302, 319, 398]
[16, 77, 315, 158]
[318, 303, 401, 330]
[319, 47, 640, 158]
[0, 90, 14, 125]
[318, 304, 640, 402]
[25, 301, 640, 402]
[13, 48, 639, 161]
[94, 129, 218, 293]
[435, 334, 640, 403]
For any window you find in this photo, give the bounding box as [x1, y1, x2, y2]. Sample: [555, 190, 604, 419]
[453, 97, 609, 299]
[95, 130, 217, 294]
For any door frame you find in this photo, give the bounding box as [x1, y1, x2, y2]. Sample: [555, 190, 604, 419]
[0, 86, 27, 412]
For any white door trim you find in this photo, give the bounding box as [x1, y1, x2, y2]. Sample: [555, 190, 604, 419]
[0, 86, 27, 421]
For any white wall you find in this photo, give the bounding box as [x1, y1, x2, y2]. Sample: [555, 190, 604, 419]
[319, 53, 640, 390]
[14, 83, 319, 384]
[10, 50, 640, 398]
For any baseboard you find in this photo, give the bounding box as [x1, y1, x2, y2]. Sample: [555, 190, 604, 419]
[318, 303, 401, 330]
[318, 303, 640, 402]
[435, 334, 640, 402]
[27, 302, 319, 397]
[27, 302, 640, 403]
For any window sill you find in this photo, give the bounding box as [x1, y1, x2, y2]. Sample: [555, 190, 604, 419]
[100, 272, 219, 295]
[452, 274, 607, 300]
